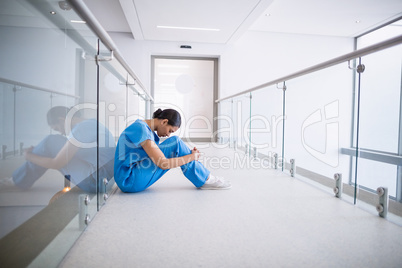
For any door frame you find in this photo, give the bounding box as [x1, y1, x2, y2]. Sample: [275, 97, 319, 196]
[151, 56, 219, 142]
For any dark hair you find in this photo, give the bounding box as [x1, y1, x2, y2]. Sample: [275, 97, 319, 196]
[152, 108, 181, 127]
[47, 106, 70, 125]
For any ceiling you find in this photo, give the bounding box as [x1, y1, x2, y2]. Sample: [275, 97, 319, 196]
[0, 0, 401, 43]
[84, 0, 402, 44]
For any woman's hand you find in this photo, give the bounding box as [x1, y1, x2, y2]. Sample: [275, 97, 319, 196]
[23, 141, 79, 169]
[191, 147, 200, 161]
[24, 146, 34, 161]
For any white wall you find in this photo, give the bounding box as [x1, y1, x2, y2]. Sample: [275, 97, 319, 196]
[108, 32, 226, 95]
[109, 30, 354, 99]
[220, 31, 354, 98]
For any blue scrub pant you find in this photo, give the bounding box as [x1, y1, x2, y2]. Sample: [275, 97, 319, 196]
[118, 136, 210, 193]
[12, 134, 112, 192]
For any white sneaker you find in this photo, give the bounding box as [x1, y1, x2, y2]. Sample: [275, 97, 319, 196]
[0, 177, 15, 188]
[199, 175, 231, 190]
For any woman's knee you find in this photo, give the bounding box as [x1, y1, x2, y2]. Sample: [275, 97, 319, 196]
[160, 136, 180, 150]
[34, 134, 67, 155]
[160, 136, 190, 157]
[165, 135, 181, 143]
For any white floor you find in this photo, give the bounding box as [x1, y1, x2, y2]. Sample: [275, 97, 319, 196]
[59, 145, 402, 268]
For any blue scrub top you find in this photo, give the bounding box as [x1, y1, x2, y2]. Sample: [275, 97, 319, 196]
[114, 119, 159, 181]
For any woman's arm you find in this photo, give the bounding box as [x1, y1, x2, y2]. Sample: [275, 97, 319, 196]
[25, 141, 79, 169]
[141, 139, 199, 170]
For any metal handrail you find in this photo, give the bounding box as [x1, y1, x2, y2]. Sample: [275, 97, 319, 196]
[68, 0, 153, 102]
[0, 77, 80, 99]
[216, 34, 402, 103]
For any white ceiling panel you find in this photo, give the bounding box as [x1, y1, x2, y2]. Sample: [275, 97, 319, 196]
[129, 0, 274, 43]
[3, 0, 400, 43]
[83, 0, 131, 32]
[83, 0, 402, 43]
[250, 0, 402, 37]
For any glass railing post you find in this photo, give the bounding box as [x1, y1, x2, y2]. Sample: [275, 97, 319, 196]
[397, 92, 402, 202]
[249, 92, 252, 155]
[280, 82, 287, 172]
[12, 86, 16, 157]
[353, 57, 365, 204]
[397, 169, 402, 202]
[231, 98, 234, 148]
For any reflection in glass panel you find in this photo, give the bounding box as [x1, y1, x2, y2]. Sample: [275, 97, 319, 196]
[0, 0, 99, 265]
[0, 83, 15, 163]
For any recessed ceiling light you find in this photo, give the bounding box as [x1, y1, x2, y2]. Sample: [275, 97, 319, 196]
[50, 11, 56, 15]
[158, 64, 189, 68]
[159, 72, 183, 76]
[265, 13, 271, 17]
[157, 25, 220, 31]
[71, 20, 86, 24]
[355, 20, 361, 23]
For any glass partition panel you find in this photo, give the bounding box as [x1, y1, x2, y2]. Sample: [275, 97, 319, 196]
[138, 95, 147, 119]
[284, 63, 354, 197]
[0, 83, 61, 240]
[15, 88, 50, 148]
[217, 99, 233, 146]
[357, 47, 401, 154]
[355, 45, 402, 211]
[97, 41, 127, 209]
[0, 0, 151, 266]
[232, 97, 239, 149]
[0, 83, 17, 161]
[0, 0, 100, 266]
[51, 93, 77, 111]
[231, 95, 245, 151]
[127, 87, 140, 125]
[233, 94, 251, 152]
[250, 86, 283, 166]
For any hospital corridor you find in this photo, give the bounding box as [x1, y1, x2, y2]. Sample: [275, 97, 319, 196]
[1, 0, 402, 267]
[59, 145, 402, 267]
